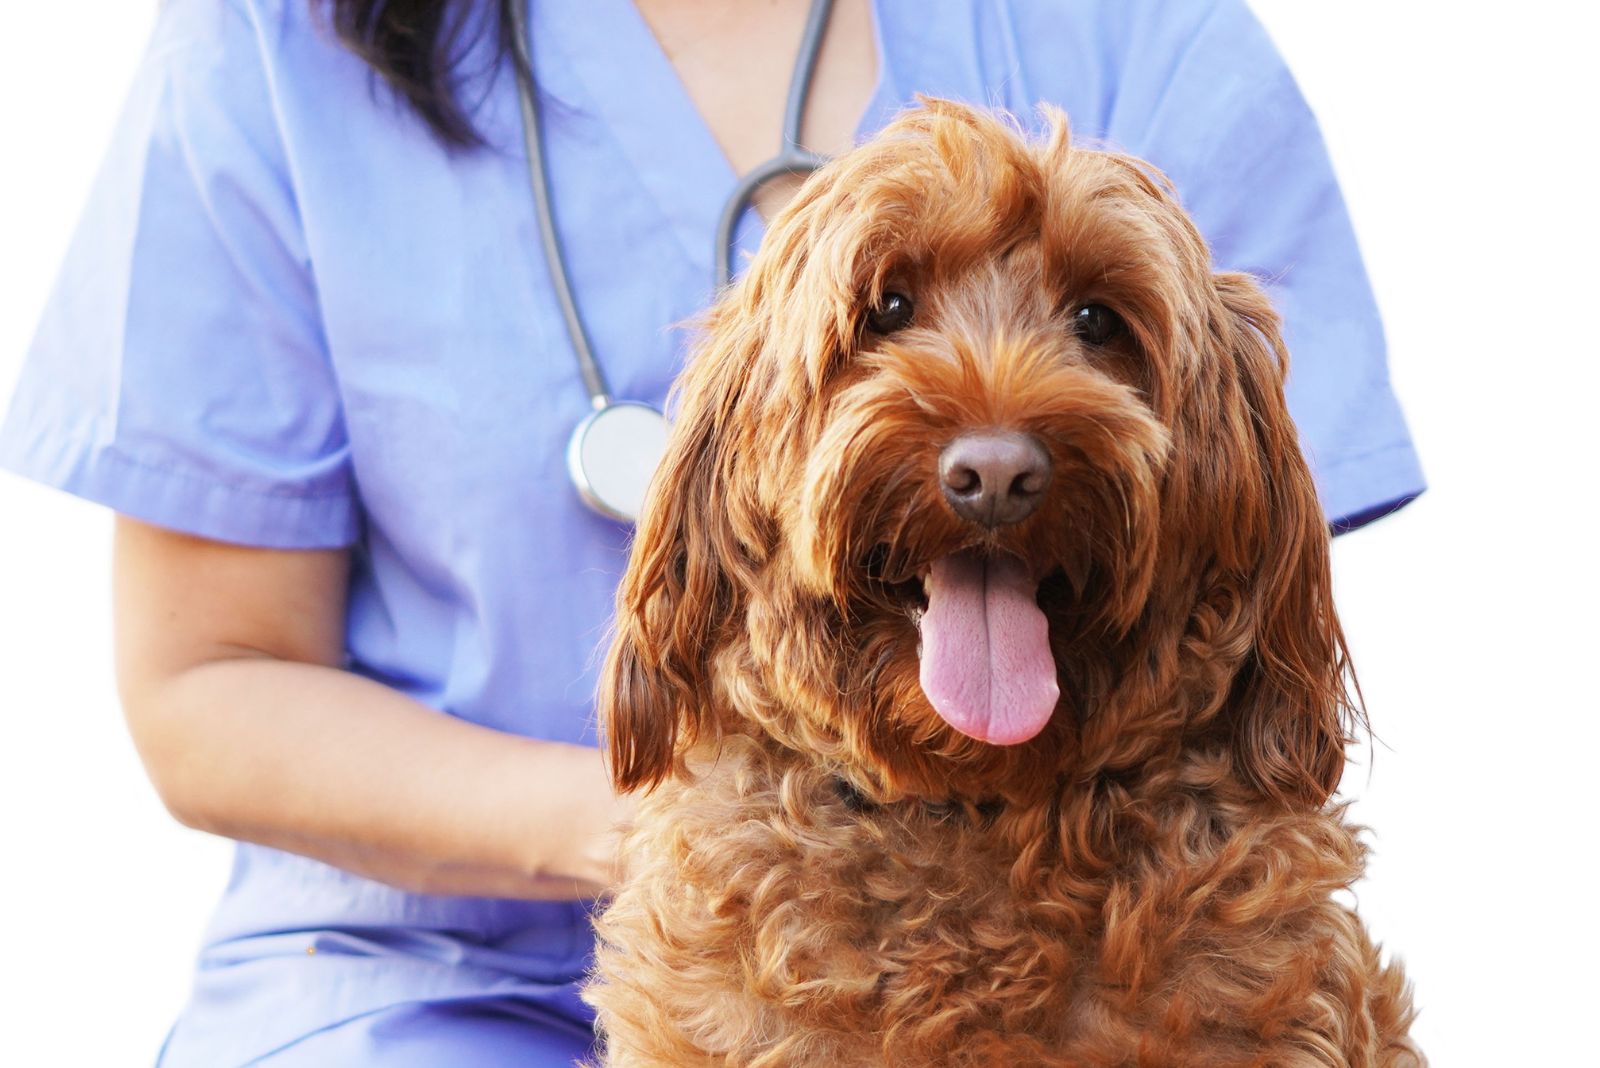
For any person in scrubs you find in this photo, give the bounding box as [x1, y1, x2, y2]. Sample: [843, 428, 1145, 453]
[0, 0, 1424, 1063]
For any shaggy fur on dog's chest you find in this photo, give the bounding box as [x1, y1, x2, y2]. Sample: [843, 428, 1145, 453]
[588, 736, 1417, 1067]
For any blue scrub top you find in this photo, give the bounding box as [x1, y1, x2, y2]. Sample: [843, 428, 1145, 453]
[0, 0, 1424, 1062]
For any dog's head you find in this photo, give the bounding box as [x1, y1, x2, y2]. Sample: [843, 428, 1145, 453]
[602, 100, 1355, 811]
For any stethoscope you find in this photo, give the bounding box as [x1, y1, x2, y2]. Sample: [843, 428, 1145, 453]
[507, 0, 836, 523]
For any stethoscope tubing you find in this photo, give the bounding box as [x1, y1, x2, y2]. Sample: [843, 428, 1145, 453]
[713, 0, 835, 290]
[507, 0, 612, 409]
[507, 0, 834, 521]
[511, 0, 836, 394]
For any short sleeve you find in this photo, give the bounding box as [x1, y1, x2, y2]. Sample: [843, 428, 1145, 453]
[1103, 0, 1425, 531]
[0, 0, 359, 549]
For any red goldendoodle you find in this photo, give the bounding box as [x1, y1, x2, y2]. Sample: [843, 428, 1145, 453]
[584, 99, 1422, 1068]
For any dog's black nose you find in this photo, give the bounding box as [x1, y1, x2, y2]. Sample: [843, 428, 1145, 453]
[939, 431, 1052, 528]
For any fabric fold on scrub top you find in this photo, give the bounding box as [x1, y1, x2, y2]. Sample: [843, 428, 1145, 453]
[155, 903, 596, 1064]
[0, 0, 1423, 1063]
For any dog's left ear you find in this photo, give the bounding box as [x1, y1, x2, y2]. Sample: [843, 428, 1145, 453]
[599, 308, 765, 792]
[1214, 272, 1356, 810]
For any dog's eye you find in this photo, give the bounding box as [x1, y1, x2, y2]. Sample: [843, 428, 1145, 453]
[866, 292, 915, 334]
[1072, 304, 1125, 346]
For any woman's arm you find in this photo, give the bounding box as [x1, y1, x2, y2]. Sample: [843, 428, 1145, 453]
[111, 515, 629, 899]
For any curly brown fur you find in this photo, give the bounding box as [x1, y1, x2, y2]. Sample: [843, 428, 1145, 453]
[585, 99, 1422, 1067]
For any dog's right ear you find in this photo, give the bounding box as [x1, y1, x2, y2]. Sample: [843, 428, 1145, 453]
[600, 309, 763, 792]
[1210, 273, 1355, 810]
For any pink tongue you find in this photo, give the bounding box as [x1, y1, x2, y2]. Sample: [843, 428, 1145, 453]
[918, 552, 1059, 745]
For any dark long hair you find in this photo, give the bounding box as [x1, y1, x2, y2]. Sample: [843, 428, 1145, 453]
[321, 0, 522, 148]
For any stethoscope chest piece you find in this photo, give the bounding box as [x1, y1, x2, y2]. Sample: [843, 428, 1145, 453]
[565, 401, 671, 523]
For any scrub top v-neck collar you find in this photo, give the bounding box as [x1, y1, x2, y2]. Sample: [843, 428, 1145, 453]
[538, 0, 897, 291]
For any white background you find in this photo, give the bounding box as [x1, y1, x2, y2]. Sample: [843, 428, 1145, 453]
[1, 2, 1596, 1064]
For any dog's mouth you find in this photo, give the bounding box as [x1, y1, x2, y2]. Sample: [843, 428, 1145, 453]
[868, 545, 1062, 747]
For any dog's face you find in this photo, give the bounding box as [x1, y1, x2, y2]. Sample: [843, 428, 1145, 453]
[605, 101, 1354, 811]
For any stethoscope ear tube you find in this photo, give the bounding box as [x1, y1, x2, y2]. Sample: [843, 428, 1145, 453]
[713, 0, 835, 289]
[508, 0, 834, 522]
[713, 149, 829, 293]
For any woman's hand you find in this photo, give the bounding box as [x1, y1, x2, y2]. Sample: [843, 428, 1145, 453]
[114, 514, 636, 901]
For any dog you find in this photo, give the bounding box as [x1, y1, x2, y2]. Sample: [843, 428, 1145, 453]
[583, 99, 1422, 1067]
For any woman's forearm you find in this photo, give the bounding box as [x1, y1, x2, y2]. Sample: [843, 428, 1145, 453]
[108, 517, 621, 900]
[132, 655, 621, 899]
